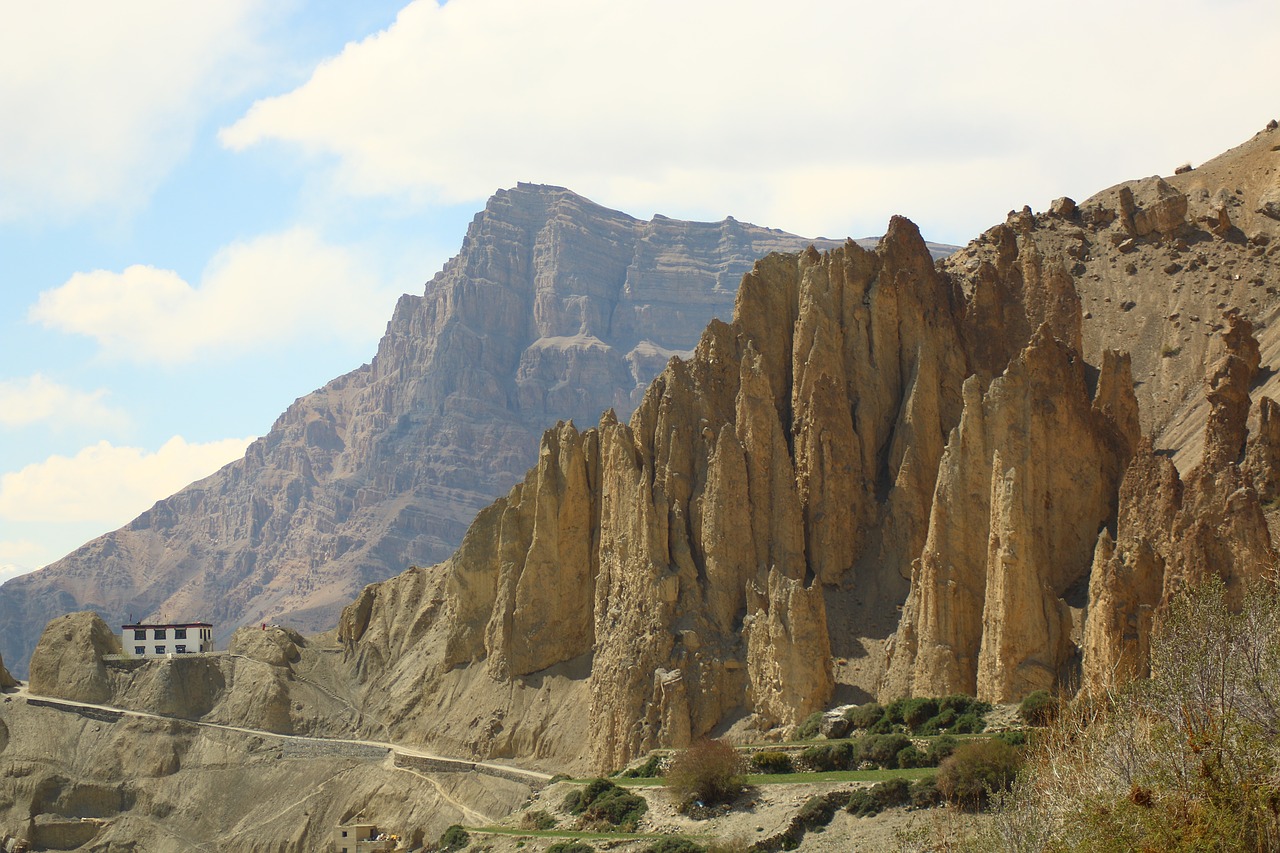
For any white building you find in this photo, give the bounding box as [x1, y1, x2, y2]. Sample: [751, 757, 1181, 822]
[122, 622, 214, 657]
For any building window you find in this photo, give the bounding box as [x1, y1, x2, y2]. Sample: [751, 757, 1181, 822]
[154, 628, 166, 639]
[156, 645, 166, 654]
[134, 647, 145, 655]
[175, 645, 187, 654]
[175, 628, 187, 640]
[134, 629, 145, 640]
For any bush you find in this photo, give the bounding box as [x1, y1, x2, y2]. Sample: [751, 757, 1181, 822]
[902, 698, 940, 732]
[859, 733, 912, 769]
[519, 810, 556, 830]
[749, 750, 793, 774]
[547, 845, 594, 853]
[884, 698, 910, 725]
[980, 579, 1280, 849]
[916, 707, 956, 735]
[909, 775, 943, 809]
[896, 744, 927, 769]
[996, 729, 1029, 747]
[439, 825, 470, 851]
[797, 792, 850, 828]
[644, 839, 704, 853]
[843, 702, 885, 730]
[620, 753, 664, 778]
[867, 716, 897, 734]
[926, 734, 959, 766]
[790, 711, 824, 741]
[952, 711, 986, 733]
[801, 741, 853, 771]
[563, 778, 647, 828]
[937, 739, 1021, 810]
[1018, 690, 1057, 726]
[846, 779, 911, 817]
[665, 739, 745, 811]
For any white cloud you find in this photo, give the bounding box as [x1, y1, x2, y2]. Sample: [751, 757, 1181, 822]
[0, 540, 45, 584]
[28, 228, 399, 363]
[0, 435, 254, 526]
[0, 374, 128, 431]
[221, 0, 1279, 242]
[0, 2, 264, 221]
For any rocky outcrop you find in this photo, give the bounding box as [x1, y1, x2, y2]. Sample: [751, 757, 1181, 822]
[882, 330, 1138, 701]
[0, 653, 14, 689]
[1081, 318, 1279, 693]
[342, 219, 972, 770]
[0, 186, 879, 678]
[28, 612, 121, 704]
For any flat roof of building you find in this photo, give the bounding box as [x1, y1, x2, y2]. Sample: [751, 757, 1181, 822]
[122, 622, 212, 629]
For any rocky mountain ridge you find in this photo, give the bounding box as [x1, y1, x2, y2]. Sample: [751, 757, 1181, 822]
[1, 186, 951, 678]
[336, 123, 1280, 770]
[3, 123, 1280, 851]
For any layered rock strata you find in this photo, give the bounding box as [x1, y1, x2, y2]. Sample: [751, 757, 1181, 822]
[341, 217, 1066, 769]
[0, 186, 871, 677]
[338, 126, 1280, 768]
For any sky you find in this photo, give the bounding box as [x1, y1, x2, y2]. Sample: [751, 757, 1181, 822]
[1, 0, 1276, 584]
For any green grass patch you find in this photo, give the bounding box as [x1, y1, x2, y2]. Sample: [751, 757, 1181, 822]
[467, 827, 691, 841]
[747, 767, 935, 784]
[602, 766, 934, 788]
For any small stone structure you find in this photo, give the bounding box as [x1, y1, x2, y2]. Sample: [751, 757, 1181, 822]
[333, 822, 398, 852]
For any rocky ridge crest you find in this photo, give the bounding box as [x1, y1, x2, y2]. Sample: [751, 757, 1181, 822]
[0, 187, 885, 677]
[340, 124, 1280, 770]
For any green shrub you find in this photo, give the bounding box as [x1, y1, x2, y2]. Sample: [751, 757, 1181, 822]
[939, 694, 974, 715]
[952, 711, 986, 733]
[902, 698, 940, 731]
[665, 739, 745, 811]
[563, 778, 647, 828]
[843, 702, 885, 730]
[547, 844, 594, 853]
[936, 739, 1021, 810]
[917, 707, 956, 735]
[996, 729, 1029, 747]
[926, 734, 959, 766]
[519, 809, 556, 830]
[749, 750, 793, 774]
[896, 744, 927, 769]
[439, 824, 470, 851]
[644, 839, 704, 853]
[846, 779, 911, 817]
[620, 753, 664, 778]
[1018, 690, 1057, 726]
[909, 775, 943, 809]
[802, 741, 853, 771]
[884, 698, 910, 725]
[867, 716, 897, 734]
[859, 733, 912, 769]
[790, 711, 824, 741]
[797, 792, 850, 828]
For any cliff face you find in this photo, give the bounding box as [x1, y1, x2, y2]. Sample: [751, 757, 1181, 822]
[0, 186, 873, 677]
[340, 219, 994, 769]
[338, 125, 1280, 769]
